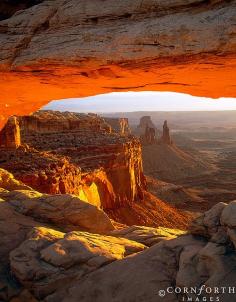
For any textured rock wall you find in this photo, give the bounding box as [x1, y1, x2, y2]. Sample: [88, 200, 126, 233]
[104, 118, 131, 136]
[0, 0, 235, 129]
[19, 111, 112, 134]
[0, 112, 146, 210]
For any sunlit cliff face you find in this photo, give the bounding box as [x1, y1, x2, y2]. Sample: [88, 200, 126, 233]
[0, 0, 235, 129]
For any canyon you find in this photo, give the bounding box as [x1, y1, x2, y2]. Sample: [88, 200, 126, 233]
[0, 0, 236, 129]
[0, 111, 235, 301]
[112, 112, 236, 218]
[0, 165, 235, 301]
[0, 111, 189, 229]
[0, 1, 235, 301]
[0, 111, 144, 208]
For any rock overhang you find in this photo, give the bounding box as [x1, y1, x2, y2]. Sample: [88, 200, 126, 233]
[0, 0, 235, 129]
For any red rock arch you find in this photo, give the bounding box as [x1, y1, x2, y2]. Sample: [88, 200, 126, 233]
[0, 0, 235, 129]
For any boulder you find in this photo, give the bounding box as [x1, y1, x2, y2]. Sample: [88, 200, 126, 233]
[227, 228, 236, 249]
[221, 200, 236, 228]
[203, 202, 227, 230]
[45, 235, 202, 302]
[190, 202, 227, 237]
[5, 190, 115, 233]
[10, 227, 146, 299]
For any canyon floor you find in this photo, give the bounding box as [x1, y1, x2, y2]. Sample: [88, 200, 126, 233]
[145, 126, 236, 215]
[105, 111, 236, 217]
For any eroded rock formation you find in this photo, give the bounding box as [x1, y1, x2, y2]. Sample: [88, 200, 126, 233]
[0, 0, 235, 129]
[0, 168, 184, 300]
[0, 170, 235, 302]
[19, 111, 112, 134]
[45, 201, 236, 302]
[160, 120, 172, 145]
[136, 116, 158, 144]
[10, 227, 146, 300]
[103, 117, 131, 136]
[0, 111, 145, 211]
[0, 116, 21, 149]
[144, 126, 156, 144]
[0, 112, 193, 230]
[137, 116, 156, 134]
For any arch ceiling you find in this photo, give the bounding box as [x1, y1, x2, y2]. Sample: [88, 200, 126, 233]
[0, 0, 235, 129]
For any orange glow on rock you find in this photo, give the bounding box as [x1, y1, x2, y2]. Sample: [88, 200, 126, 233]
[0, 54, 235, 129]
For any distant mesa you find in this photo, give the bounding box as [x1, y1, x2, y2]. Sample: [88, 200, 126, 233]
[136, 116, 156, 135]
[143, 126, 156, 145]
[136, 116, 173, 146]
[136, 116, 158, 145]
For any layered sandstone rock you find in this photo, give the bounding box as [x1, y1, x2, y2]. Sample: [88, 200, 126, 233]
[0, 0, 235, 128]
[0, 112, 193, 230]
[0, 169, 116, 300]
[103, 117, 131, 136]
[4, 190, 114, 234]
[0, 168, 31, 191]
[19, 111, 112, 134]
[143, 126, 157, 144]
[136, 116, 157, 135]
[0, 168, 235, 302]
[43, 201, 236, 302]
[0, 116, 21, 149]
[110, 225, 185, 246]
[10, 227, 145, 299]
[0, 111, 146, 211]
[160, 120, 172, 145]
[136, 116, 158, 144]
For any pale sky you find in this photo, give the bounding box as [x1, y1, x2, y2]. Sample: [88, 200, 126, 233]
[43, 92, 236, 112]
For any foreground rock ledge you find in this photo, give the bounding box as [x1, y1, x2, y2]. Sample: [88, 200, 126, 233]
[0, 168, 236, 301]
[0, 0, 236, 129]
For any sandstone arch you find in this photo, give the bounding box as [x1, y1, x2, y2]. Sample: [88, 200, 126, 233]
[0, 0, 235, 129]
